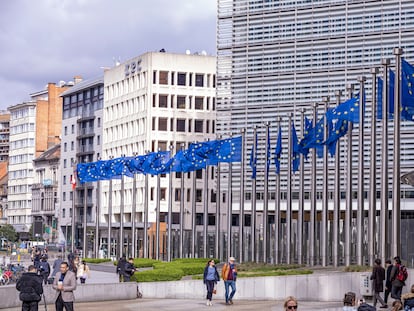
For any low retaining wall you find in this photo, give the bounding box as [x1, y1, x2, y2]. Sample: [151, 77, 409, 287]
[0, 282, 137, 309]
[140, 269, 414, 302]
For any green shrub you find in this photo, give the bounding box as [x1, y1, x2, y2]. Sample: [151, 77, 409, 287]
[132, 267, 183, 282]
[343, 265, 371, 272]
[237, 262, 304, 272]
[238, 269, 312, 278]
[113, 258, 160, 268]
[173, 258, 219, 264]
[82, 258, 112, 264]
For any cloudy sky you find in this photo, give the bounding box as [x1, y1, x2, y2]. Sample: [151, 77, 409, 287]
[0, 0, 216, 110]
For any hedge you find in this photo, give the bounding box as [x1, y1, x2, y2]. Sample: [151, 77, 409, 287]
[82, 258, 112, 264]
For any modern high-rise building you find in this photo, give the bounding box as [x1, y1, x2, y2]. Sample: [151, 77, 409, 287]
[60, 77, 104, 255]
[7, 83, 69, 239]
[102, 51, 216, 258]
[217, 0, 414, 264]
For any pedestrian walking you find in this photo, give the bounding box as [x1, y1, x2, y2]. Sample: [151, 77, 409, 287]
[16, 265, 43, 311]
[370, 258, 388, 309]
[284, 296, 298, 310]
[203, 259, 220, 306]
[385, 259, 393, 304]
[390, 256, 407, 301]
[221, 256, 237, 305]
[123, 258, 135, 282]
[53, 261, 77, 311]
[401, 284, 414, 310]
[38, 255, 50, 285]
[76, 261, 90, 284]
[116, 255, 126, 282]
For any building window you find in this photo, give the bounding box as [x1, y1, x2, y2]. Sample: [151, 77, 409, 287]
[64, 143, 67, 152]
[152, 117, 156, 130]
[174, 189, 181, 201]
[62, 208, 66, 218]
[159, 95, 168, 108]
[159, 71, 168, 85]
[196, 169, 202, 179]
[196, 189, 202, 202]
[70, 191, 73, 201]
[97, 118, 101, 127]
[188, 120, 192, 132]
[176, 119, 186, 132]
[177, 73, 186, 86]
[71, 141, 74, 151]
[195, 74, 204, 87]
[175, 172, 182, 179]
[187, 189, 191, 202]
[177, 96, 186, 109]
[158, 141, 167, 151]
[171, 72, 175, 85]
[63, 176, 67, 185]
[152, 94, 156, 107]
[158, 118, 168, 131]
[97, 135, 100, 145]
[64, 126, 68, 135]
[153, 71, 157, 84]
[195, 97, 203, 110]
[63, 159, 67, 168]
[189, 73, 193, 86]
[71, 124, 74, 134]
[160, 188, 166, 200]
[63, 192, 66, 201]
[195, 120, 203, 133]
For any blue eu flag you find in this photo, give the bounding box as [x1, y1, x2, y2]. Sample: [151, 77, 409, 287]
[377, 70, 395, 120]
[274, 126, 282, 175]
[291, 122, 300, 173]
[325, 119, 348, 157]
[326, 96, 361, 123]
[299, 117, 325, 159]
[249, 132, 258, 179]
[401, 58, 414, 121]
[142, 151, 173, 175]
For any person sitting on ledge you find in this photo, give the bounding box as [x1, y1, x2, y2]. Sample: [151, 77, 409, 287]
[343, 292, 357, 311]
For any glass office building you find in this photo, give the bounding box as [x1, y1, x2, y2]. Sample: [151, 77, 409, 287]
[217, 0, 414, 264]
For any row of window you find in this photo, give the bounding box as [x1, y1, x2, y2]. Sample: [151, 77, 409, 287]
[10, 138, 34, 149]
[153, 70, 216, 88]
[7, 215, 31, 224]
[63, 86, 104, 106]
[8, 200, 31, 209]
[152, 94, 216, 111]
[151, 117, 215, 134]
[10, 123, 35, 135]
[63, 99, 103, 120]
[10, 107, 35, 120]
[9, 154, 35, 165]
[9, 170, 33, 180]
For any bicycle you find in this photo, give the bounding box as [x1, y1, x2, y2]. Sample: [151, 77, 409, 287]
[0, 267, 10, 285]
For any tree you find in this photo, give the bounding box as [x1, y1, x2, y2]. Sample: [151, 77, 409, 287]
[0, 224, 18, 242]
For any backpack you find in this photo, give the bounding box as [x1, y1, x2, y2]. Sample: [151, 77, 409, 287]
[39, 261, 49, 273]
[397, 264, 408, 282]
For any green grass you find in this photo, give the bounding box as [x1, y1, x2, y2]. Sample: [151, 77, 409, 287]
[343, 265, 371, 272]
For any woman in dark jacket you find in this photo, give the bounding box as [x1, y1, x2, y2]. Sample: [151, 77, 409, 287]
[370, 258, 388, 309]
[203, 259, 220, 306]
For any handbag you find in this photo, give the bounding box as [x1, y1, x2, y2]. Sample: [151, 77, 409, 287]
[213, 284, 217, 294]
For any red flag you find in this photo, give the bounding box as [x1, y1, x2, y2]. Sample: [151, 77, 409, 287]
[71, 174, 77, 190]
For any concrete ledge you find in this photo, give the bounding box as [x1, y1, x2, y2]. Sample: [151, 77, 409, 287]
[0, 282, 137, 309]
[139, 269, 414, 302]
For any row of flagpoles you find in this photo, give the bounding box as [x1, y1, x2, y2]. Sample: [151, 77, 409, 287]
[75, 48, 411, 265]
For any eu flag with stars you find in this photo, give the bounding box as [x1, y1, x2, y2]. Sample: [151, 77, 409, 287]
[326, 96, 360, 123]
[401, 58, 414, 121]
[299, 117, 324, 158]
[249, 132, 258, 179]
[291, 122, 300, 173]
[142, 151, 173, 175]
[325, 119, 348, 157]
[274, 126, 282, 175]
[214, 136, 242, 163]
[377, 70, 395, 120]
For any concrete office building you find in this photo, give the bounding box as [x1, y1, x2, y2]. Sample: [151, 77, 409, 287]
[60, 77, 104, 256]
[102, 51, 216, 258]
[7, 83, 69, 239]
[217, 0, 414, 264]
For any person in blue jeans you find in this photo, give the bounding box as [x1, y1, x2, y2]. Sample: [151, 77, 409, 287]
[203, 259, 220, 306]
[221, 256, 237, 305]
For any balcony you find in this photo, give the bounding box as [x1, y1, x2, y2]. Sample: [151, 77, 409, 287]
[77, 110, 95, 122]
[77, 127, 95, 139]
[76, 144, 95, 156]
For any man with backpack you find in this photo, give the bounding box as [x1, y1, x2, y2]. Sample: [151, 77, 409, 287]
[390, 256, 407, 301]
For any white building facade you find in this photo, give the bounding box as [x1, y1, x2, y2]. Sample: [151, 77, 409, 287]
[102, 52, 217, 258]
[7, 102, 36, 237]
[217, 0, 414, 264]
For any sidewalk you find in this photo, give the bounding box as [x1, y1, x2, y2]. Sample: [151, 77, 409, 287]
[7, 298, 344, 311]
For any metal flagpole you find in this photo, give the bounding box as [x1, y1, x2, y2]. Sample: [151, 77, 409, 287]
[357, 76, 366, 266]
[191, 167, 196, 258]
[71, 162, 77, 253]
[203, 156, 208, 259]
[168, 145, 174, 261]
[251, 127, 257, 262]
[275, 119, 281, 265]
[287, 114, 293, 265]
[131, 170, 137, 258]
[345, 83, 354, 266]
[227, 137, 233, 260]
[263, 122, 270, 263]
[333, 90, 342, 267]
[215, 155, 221, 261]
[310, 104, 317, 266]
[108, 178, 113, 259]
[144, 172, 149, 258]
[392, 48, 403, 257]
[179, 143, 185, 258]
[83, 182, 87, 258]
[239, 129, 245, 263]
[369, 68, 379, 266]
[120, 173, 125, 258]
[95, 180, 100, 258]
[381, 59, 390, 263]
[156, 167, 161, 260]
[298, 110, 305, 265]
[322, 96, 329, 267]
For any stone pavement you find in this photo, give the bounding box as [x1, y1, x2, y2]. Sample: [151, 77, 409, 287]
[7, 298, 344, 311]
